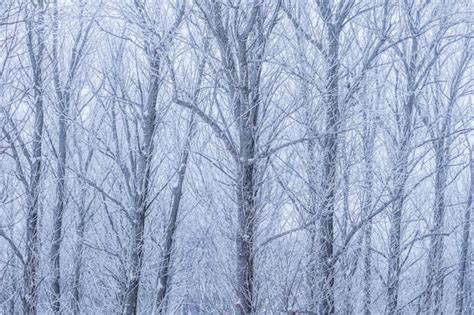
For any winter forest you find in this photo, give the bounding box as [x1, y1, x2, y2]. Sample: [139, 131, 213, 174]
[0, 0, 473, 314]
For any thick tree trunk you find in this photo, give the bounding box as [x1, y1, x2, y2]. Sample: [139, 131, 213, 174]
[386, 136, 411, 315]
[455, 147, 473, 314]
[423, 140, 449, 314]
[236, 159, 257, 315]
[234, 27, 261, 314]
[235, 58, 258, 314]
[50, 100, 67, 314]
[318, 24, 340, 315]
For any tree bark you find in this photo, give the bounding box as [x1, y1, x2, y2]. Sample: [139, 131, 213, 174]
[50, 101, 67, 314]
[386, 107, 413, 315]
[235, 36, 259, 315]
[455, 146, 473, 315]
[423, 140, 449, 314]
[24, 1, 45, 313]
[318, 23, 340, 315]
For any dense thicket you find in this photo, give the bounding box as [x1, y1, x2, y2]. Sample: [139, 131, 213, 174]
[0, 0, 472, 314]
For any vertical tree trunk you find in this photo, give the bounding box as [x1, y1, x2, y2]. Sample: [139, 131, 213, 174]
[72, 148, 93, 315]
[341, 155, 352, 315]
[122, 56, 161, 315]
[306, 139, 319, 312]
[386, 114, 413, 315]
[50, 1, 66, 311]
[318, 24, 340, 315]
[362, 218, 374, 315]
[155, 114, 195, 313]
[236, 158, 257, 315]
[455, 146, 473, 314]
[423, 44, 468, 315]
[50, 2, 92, 310]
[175, 3, 276, 312]
[423, 140, 449, 314]
[362, 100, 376, 315]
[386, 33, 418, 314]
[50, 103, 67, 314]
[235, 39, 258, 314]
[72, 202, 85, 315]
[233, 10, 266, 312]
[24, 1, 45, 313]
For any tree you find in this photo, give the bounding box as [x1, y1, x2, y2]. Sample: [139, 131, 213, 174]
[49, 1, 94, 312]
[0, 0, 472, 313]
[283, 0, 390, 312]
[175, 1, 281, 312]
[87, 2, 188, 313]
[21, 1, 46, 313]
[421, 37, 471, 314]
[385, 2, 455, 312]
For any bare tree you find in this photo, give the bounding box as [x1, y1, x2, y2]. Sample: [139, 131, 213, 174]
[0, 0, 472, 313]
[154, 47, 205, 314]
[385, 2, 455, 313]
[23, 1, 46, 313]
[49, 1, 94, 312]
[175, 1, 281, 312]
[421, 38, 471, 314]
[283, 1, 390, 312]
[97, 2, 187, 314]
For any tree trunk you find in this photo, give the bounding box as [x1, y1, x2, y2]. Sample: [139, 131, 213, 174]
[235, 68, 258, 315]
[386, 130, 412, 315]
[318, 24, 340, 315]
[386, 34, 417, 314]
[236, 159, 257, 315]
[455, 146, 473, 314]
[155, 114, 195, 313]
[122, 55, 160, 315]
[362, 100, 376, 315]
[24, 2, 45, 313]
[72, 205, 85, 315]
[235, 29, 262, 314]
[72, 154, 92, 315]
[50, 1, 69, 310]
[423, 140, 449, 314]
[50, 95, 67, 314]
